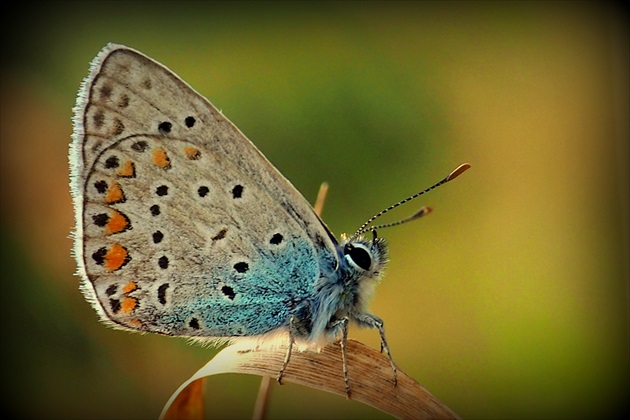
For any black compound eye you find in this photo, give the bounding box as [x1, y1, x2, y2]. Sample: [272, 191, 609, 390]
[344, 244, 372, 271]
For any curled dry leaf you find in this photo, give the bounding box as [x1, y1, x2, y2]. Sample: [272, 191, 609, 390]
[161, 339, 460, 419]
[162, 376, 205, 420]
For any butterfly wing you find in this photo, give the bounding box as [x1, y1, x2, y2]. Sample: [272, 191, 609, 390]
[70, 43, 339, 337]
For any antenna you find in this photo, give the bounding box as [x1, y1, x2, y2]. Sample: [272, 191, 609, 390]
[350, 163, 471, 241]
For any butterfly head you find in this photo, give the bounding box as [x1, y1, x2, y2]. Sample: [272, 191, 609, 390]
[341, 233, 388, 276]
[336, 232, 389, 315]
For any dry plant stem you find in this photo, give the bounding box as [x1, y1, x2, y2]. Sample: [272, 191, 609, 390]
[161, 339, 459, 420]
[312, 181, 329, 217]
[252, 375, 273, 420]
[253, 181, 332, 419]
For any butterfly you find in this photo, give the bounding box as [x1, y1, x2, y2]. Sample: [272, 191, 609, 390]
[69, 43, 470, 396]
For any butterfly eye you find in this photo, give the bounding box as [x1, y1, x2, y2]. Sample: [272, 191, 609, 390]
[344, 243, 372, 271]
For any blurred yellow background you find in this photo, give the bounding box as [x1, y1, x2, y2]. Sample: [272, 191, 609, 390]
[2, 1, 628, 419]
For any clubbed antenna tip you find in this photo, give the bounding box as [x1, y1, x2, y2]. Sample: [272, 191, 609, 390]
[446, 163, 471, 182]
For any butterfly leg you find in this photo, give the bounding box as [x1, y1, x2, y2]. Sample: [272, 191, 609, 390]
[354, 313, 398, 387]
[277, 315, 296, 385]
[339, 317, 351, 398]
[328, 317, 351, 398]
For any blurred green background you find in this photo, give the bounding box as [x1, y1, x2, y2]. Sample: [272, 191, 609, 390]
[2, 1, 628, 419]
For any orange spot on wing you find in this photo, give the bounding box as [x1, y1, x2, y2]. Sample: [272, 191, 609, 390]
[122, 281, 137, 294]
[117, 160, 136, 177]
[128, 319, 142, 328]
[183, 146, 201, 160]
[152, 148, 171, 169]
[106, 210, 130, 234]
[120, 297, 137, 313]
[105, 182, 125, 204]
[105, 244, 129, 271]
